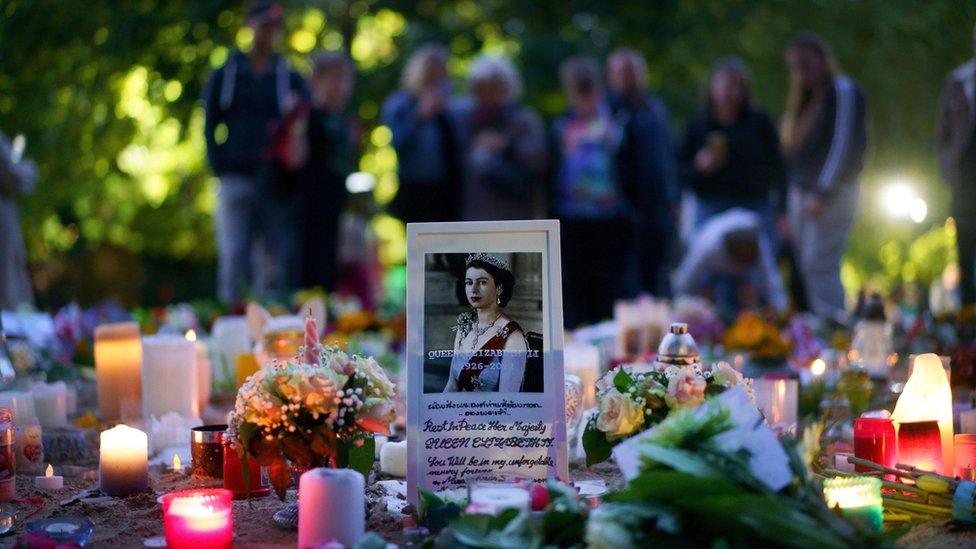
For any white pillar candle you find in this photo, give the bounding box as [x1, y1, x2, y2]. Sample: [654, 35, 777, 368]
[32, 382, 68, 428]
[141, 335, 199, 420]
[753, 378, 799, 427]
[0, 391, 35, 426]
[211, 316, 251, 384]
[298, 468, 365, 548]
[99, 424, 148, 497]
[564, 342, 601, 409]
[186, 331, 212, 413]
[961, 409, 976, 435]
[379, 440, 406, 477]
[35, 464, 63, 491]
[94, 322, 143, 422]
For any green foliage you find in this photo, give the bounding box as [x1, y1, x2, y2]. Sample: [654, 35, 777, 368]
[2, 0, 973, 304]
[581, 418, 613, 466]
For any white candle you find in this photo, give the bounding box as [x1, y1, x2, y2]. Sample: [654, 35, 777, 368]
[0, 391, 35, 426]
[564, 342, 601, 409]
[99, 424, 148, 497]
[186, 331, 212, 413]
[141, 335, 199, 420]
[94, 322, 143, 422]
[35, 464, 63, 491]
[753, 378, 798, 427]
[32, 382, 68, 428]
[962, 409, 976, 435]
[379, 440, 406, 477]
[298, 468, 365, 548]
[469, 485, 531, 515]
[211, 316, 251, 385]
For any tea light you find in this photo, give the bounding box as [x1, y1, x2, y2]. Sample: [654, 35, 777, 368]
[565, 342, 601, 409]
[99, 424, 148, 497]
[32, 382, 68, 428]
[468, 476, 532, 515]
[823, 476, 883, 532]
[35, 464, 63, 491]
[298, 468, 365, 548]
[892, 353, 954, 472]
[379, 440, 406, 477]
[753, 377, 798, 427]
[898, 420, 944, 474]
[142, 335, 199, 420]
[162, 488, 233, 549]
[171, 454, 184, 473]
[94, 322, 143, 422]
[186, 330, 212, 413]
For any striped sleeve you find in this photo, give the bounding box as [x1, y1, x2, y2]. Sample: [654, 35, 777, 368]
[816, 76, 857, 194]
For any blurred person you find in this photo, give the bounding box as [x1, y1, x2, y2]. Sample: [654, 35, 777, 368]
[382, 45, 461, 223]
[936, 23, 976, 312]
[0, 132, 36, 309]
[607, 48, 679, 297]
[336, 191, 383, 312]
[551, 56, 632, 328]
[457, 55, 547, 220]
[678, 57, 785, 237]
[295, 52, 358, 292]
[781, 33, 867, 324]
[203, 1, 308, 303]
[673, 208, 788, 316]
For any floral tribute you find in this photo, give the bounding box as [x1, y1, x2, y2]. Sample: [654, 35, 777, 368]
[582, 362, 753, 465]
[722, 311, 791, 361]
[228, 316, 396, 499]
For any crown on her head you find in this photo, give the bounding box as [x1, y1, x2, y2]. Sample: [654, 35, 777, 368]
[466, 253, 510, 272]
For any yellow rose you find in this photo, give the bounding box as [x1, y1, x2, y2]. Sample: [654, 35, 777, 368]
[596, 388, 644, 438]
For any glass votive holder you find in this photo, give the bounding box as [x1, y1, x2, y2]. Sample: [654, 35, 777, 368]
[955, 434, 976, 478]
[466, 474, 531, 516]
[853, 418, 896, 476]
[162, 488, 233, 549]
[753, 377, 798, 427]
[191, 424, 226, 480]
[823, 476, 883, 533]
[898, 420, 944, 474]
[221, 432, 270, 499]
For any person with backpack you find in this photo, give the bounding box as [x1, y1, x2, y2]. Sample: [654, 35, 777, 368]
[203, 1, 309, 303]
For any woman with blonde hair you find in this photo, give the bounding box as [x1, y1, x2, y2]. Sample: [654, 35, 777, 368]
[381, 44, 461, 223]
[781, 32, 867, 323]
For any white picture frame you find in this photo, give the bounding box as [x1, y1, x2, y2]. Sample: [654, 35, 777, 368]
[406, 220, 568, 503]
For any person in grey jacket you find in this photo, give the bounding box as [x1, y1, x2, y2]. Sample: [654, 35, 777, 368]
[0, 131, 36, 309]
[781, 32, 867, 324]
[456, 55, 548, 221]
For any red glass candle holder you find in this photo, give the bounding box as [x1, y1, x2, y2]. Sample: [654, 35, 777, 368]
[898, 420, 943, 474]
[853, 418, 896, 476]
[162, 488, 233, 549]
[221, 434, 270, 499]
[955, 434, 976, 478]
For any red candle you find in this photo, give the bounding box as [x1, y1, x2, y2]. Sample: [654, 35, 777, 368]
[853, 418, 896, 476]
[898, 420, 943, 474]
[222, 434, 270, 499]
[162, 489, 233, 549]
[955, 434, 976, 478]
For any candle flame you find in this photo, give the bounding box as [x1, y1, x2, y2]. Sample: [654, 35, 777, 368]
[45, 464, 53, 477]
[810, 358, 826, 376]
[173, 454, 181, 470]
[186, 330, 197, 342]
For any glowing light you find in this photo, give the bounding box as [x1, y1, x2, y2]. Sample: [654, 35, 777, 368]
[883, 182, 914, 218]
[185, 330, 197, 343]
[173, 454, 182, 471]
[46, 464, 54, 477]
[910, 198, 927, 223]
[810, 358, 826, 376]
[346, 172, 376, 194]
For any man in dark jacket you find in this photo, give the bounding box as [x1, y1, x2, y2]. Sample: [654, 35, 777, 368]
[607, 48, 679, 298]
[203, 2, 308, 303]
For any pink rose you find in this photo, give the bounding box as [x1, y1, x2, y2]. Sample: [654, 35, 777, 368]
[666, 368, 706, 409]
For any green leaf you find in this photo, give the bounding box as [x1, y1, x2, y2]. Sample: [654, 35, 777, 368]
[582, 423, 614, 466]
[637, 444, 724, 478]
[347, 437, 376, 479]
[607, 471, 740, 504]
[613, 367, 634, 393]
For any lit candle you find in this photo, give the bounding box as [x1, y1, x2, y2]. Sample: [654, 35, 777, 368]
[753, 377, 798, 427]
[186, 330, 212, 414]
[892, 353, 954, 472]
[298, 468, 365, 548]
[810, 358, 826, 377]
[898, 420, 944, 474]
[822, 476, 883, 533]
[35, 464, 63, 491]
[162, 488, 233, 549]
[171, 453, 184, 474]
[853, 417, 897, 476]
[141, 335, 199, 420]
[564, 342, 601, 409]
[32, 382, 68, 428]
[94, 322, 143, 422]
[468, 477, 532, 516]
[99, 424, 148, 497]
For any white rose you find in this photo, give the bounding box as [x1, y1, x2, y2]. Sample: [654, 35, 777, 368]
[359, 357, 396, 398]
[710, 361, 742, 387]
[586, 506, 634, 549]
[596, 388, 644, 438]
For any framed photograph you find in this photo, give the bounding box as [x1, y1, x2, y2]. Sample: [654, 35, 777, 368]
[406, 220, 567, 502]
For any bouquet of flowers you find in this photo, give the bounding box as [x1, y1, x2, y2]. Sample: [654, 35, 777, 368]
[582, 362, 753, 465]
[228, 317, 396, 499]
[722, 311, 791, 361]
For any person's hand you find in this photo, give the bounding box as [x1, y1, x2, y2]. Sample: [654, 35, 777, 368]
[803, 194, 824, 218]
[694, 146, 726, 174]
[418, 90, 445, 119]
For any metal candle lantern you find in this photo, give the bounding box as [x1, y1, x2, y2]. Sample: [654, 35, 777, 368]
[654, 323, 701, 368]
